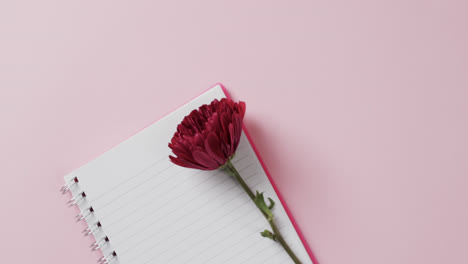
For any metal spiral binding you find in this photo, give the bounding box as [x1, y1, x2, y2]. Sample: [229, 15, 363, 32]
[62, 177, 117, 263]
[61, 177, 78, 194]
[83, 221, 102, 236]
[91, 236, 109, 251]
[68, 191, 86, 207]
[98, 251, 117, 264]
[76, 206, 94, 222]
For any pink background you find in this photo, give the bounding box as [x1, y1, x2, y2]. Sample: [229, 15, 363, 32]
[1, 1, 467, 263]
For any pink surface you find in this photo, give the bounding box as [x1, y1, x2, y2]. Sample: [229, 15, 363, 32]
[1, 1, 467, 264]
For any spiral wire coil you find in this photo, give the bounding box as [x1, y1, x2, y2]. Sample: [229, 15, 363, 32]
[62, 177, 117, 263]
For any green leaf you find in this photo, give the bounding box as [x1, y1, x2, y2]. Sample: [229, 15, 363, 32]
[254, 191, 273, 219]
[260, 229, 276, 241]
[268, 198, 275, 210]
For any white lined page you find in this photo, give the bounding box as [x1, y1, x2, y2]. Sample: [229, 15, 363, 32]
[64, 85, 313, 264]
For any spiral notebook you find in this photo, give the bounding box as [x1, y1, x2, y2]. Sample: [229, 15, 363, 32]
[62, 84, 315, 264]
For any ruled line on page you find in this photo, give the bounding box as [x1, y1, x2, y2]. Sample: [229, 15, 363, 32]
[157, 201, 259, 264]
[134, 197, 259, 264]
[135, 196, 255, 264]
[161, 183, 264, 264]
[93, 164, 176, 214]
[162, 215, 260, 264]
[201, 209, 282, 264]
[89, 144, 248, 206]
[89, 145, 249, 205]
[116, 169, 253, 245]
[109, 175, 248, 251]
[208, 231, 264, 264]
[215, 222, 294, 264]
[229, 227, 295, 264]
[101, 157, 252, 234]
[88, 156, 168, 203]
[137, 177, 264, 264]
[95, 151, 251, 225]
[156, 176, 264, 260]
[111, 170, 258, 263]
[96, 166, 202, 222]
[111, 162, 257, 255]
[258, 243, 295, 264]
[124, 160, 261, 262]
[98, 152, 251, 227]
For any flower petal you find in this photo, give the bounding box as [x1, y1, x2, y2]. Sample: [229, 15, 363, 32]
[204, 132, 227, 166]
[192, 150, 219, 170]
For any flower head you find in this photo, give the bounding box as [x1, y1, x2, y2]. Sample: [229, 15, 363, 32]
[169, 98, 246, 170]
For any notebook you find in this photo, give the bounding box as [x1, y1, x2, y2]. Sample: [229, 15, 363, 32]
[63, 84, 314, 264]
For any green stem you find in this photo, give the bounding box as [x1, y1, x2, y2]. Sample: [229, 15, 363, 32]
[223, 160, 302, 264]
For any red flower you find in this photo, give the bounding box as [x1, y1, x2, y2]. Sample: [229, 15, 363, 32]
[169, 98, 246, 170]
